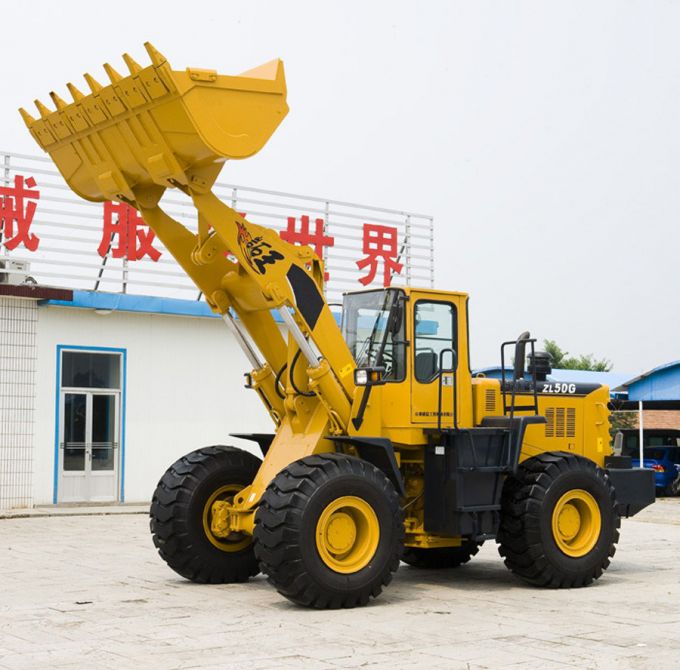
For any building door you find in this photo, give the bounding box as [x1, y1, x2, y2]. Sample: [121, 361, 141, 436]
[58, 350, 122, 503]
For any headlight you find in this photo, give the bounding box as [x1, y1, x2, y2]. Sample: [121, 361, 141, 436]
[354, 369, 368, 386]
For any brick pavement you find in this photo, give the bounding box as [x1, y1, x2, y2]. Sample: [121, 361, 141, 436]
[1, 501, 680, 669]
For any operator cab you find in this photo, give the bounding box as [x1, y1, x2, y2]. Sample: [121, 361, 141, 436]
[341, 287, 460, 384]
[341, 287, 473, 428]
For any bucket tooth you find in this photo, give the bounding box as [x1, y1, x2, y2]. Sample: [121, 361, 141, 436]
[19, 107, 36, 127]
[84, 73, 103, 93]
[144, 42, 167, 67]
[103, 63, 123, 83]
[34, 99, 52, 118]
[67, 82, 85, 102]
[49, 91, 68, 111]
[122, 53, 142, 74]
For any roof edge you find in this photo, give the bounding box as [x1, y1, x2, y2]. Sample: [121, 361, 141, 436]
[618, 360, 680, 390]
[0, 283, 73, 301]
[41, 290, 221, 319]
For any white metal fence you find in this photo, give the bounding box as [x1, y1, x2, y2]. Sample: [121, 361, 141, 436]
[0, 151, 434, 305]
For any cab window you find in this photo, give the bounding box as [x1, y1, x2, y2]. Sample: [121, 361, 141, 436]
[414, 301, 456, 382]
[342, 289, 406, 382]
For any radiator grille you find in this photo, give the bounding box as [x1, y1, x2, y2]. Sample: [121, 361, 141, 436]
[546, 408, 555, 437]
[485, 389, 496, 413]
[545, 407, 576, 438]
[566, 408, 576, 437]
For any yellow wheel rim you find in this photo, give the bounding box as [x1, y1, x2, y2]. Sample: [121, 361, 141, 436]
[551, 489, 601, 557]
[202, 484, 251, 553]
[315, 496, 380, 574]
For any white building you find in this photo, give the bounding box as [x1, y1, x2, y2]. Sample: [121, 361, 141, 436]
[0, 287, 283, 507]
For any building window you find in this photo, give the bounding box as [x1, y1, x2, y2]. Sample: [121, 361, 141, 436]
[62, 351, 120, 389]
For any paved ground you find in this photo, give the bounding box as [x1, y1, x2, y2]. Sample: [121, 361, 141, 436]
[1, 500, 680, 670]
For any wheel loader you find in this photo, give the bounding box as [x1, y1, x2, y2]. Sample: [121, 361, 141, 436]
[21, 44, 655, 608]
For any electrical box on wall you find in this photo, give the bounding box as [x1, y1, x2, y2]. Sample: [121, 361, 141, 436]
[0, 259, 31, 285]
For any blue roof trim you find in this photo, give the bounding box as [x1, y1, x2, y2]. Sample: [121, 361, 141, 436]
[42, 290, 222, 318]
[40, 290, 344, 325]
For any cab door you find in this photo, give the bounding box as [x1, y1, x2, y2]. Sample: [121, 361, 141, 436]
[410, 298, 457, 425]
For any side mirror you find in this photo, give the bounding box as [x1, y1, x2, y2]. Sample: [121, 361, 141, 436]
[513, 331, 530, 381]
[613, 431, 623, 456]
[388, 300, 403, 335]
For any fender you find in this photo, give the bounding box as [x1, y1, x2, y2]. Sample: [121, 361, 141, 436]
[328, 436, 404, 497]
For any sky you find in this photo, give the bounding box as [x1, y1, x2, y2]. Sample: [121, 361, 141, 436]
[2, 0, 679, 375]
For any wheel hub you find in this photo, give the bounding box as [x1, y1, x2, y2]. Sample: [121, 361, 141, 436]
[325, 512, 357, 554]
[203, 484, 252, 553]
[551, 489, 602, 558]
[557, 503, 581, 541]
[315, 496, 380, 574]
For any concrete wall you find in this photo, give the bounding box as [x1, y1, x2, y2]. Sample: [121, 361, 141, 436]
[614, 409, 680, 431]
[641, 410, 680, 429]
[33, 305, 273, 505]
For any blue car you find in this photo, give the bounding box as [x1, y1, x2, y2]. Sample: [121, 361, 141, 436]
[616, 429, 680, 496]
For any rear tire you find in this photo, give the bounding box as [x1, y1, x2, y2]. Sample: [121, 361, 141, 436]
[253, 453, 404, 608]
[497, 452, 620, 588]
[150, 445, 262, 584]
[402, 540, 483, 569]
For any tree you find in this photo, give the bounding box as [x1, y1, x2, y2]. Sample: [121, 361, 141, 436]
[543, 339, 612, 372]
[610, 410, 637, 437]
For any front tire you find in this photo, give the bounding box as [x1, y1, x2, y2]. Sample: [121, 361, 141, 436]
[253, 454, 404, 609]
[150, 446, 262, 584]
[497, 452, 620, 588]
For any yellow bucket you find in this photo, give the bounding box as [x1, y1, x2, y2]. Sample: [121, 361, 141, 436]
[20, 43, 288, 205]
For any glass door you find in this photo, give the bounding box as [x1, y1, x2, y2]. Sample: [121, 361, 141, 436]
[59, 391, 119, 502]
[62, 393, 87, 500]
[89, 393, 119, 500]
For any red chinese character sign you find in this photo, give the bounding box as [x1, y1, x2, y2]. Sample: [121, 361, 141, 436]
[280, 215, 334, 280]
[99, 201, 161, 261]
[0, 175, 40, 251]
[356, 223, 403, 287]
[0, 156, 432, 297]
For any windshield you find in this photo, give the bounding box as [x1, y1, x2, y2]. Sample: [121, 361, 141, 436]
[341, 289, 405, 381]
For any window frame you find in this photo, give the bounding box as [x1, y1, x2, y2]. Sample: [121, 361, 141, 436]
[54, 345, 127, 504]
[342, 288, 408, 384]
[61, 349, 123, 391]
[413, 299, 458, 383]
